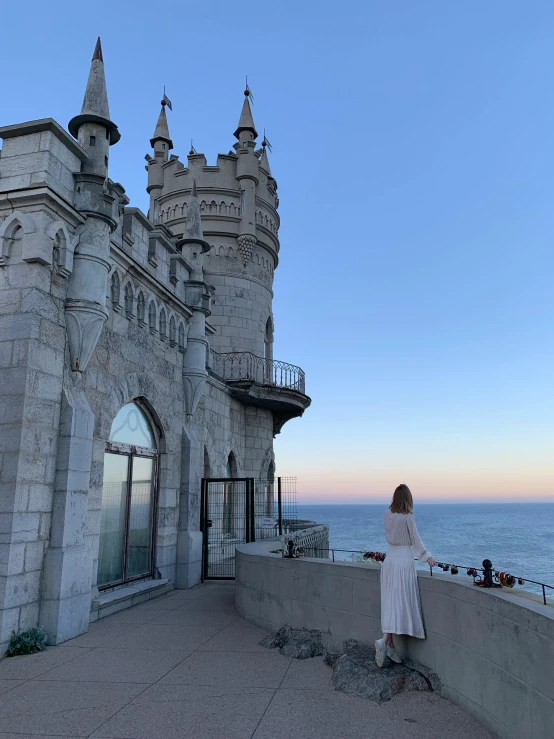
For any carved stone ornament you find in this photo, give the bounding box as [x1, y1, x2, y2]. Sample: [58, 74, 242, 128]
[65, 301, 109, 375]
[183, 369, 208, 420]
[237, 234, 256, 266]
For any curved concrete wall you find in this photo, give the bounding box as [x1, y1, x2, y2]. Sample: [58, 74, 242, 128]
[236, 541, 554, 739]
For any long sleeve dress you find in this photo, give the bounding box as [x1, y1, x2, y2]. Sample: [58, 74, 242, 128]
[380, 510, 431, 639]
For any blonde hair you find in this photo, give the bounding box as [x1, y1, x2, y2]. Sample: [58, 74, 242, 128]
[390, 484, 413, 514]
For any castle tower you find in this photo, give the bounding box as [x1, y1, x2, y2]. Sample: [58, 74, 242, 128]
[153, 89, 279, 361]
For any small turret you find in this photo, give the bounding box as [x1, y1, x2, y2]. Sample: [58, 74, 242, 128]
[233, 90, 259, 264]
[234, 96, 258, 142]
[150, 104, 173, 161]
[68, 38, 120, 178]
[147, 98, 173, 221]
[177, 180, 210, 279]
[177, 180, 211, 420]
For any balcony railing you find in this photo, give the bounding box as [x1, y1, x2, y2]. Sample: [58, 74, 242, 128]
[210, 351, 306, 394]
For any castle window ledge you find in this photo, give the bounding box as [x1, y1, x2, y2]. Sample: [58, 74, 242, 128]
[90, 578, 172, 622]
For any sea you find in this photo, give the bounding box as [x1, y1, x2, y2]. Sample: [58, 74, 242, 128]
[297, 503, 554, 598]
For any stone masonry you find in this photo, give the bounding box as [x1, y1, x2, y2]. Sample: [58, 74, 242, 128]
[0, 39, 310, 650]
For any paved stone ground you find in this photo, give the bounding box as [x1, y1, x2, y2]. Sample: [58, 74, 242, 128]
[0, 582, 493, 739]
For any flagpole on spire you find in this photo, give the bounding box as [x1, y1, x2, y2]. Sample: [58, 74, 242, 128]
[244, 76, 255, 104]
[161, 86, 173, 111]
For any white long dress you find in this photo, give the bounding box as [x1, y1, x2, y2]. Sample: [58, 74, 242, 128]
[380, 510, 431, 639]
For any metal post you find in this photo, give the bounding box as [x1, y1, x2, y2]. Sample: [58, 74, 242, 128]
[277, 477, 283, 535]
[249, 478, 256, 543]
[543, 584, 547, 606]
[245, 480, 251, 544]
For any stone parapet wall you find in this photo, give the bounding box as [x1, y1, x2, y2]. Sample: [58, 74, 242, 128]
[236, 540, 554, 739]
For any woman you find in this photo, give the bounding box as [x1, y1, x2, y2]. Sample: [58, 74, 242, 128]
[375, 483, 436, 668]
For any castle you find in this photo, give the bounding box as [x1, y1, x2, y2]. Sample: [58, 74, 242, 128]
[0, 39, 310, 647]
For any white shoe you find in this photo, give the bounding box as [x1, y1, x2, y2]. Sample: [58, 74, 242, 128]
[375, 639, 387, 668]
[387, 645, 402, 664]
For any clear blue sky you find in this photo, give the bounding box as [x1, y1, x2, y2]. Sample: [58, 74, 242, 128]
[2, 1, 553, 502]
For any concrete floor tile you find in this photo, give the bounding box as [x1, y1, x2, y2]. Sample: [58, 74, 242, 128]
[90, 683, 275, 739]
[182, 592, 236, 611]
[0, 680, 24, 696]
[0, 647, 89, 680]
[252, 687, 382, 739]
[35, 646, 189, 684]
[148, 608, 238, 627]
[58, 621, 132, 648]
[160, 650, 291, 688]
[380, 692, 494, 739]
[0, 735, 82, 739]
[94, 608, 162, 626]
[0, 680, 146, 736]
[101, 623, 222, 651]
[280, 656, 334, 690]
[197, 623, 270, 652]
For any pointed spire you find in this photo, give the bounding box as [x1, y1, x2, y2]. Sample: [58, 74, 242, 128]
[92, 36, 103, 62]
[68, 37, 120, 145]
[150, 105, 173, 149]
[176, 180, 210, 253]
[259, 146, 272, 176]
[234, 94, 258, 139]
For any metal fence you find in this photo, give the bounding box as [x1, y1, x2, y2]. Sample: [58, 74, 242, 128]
[307, 547, 554, 605]
[201, 476, 299, 579]
[209, 351, 306, 394]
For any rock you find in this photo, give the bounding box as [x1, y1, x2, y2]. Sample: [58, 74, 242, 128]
[259, 625, 325, 659]
[332, 639, 440, 703]
[260, 627, 441, 704]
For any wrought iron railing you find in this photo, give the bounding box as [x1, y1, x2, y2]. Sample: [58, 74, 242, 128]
[209, 350, 306, 394]
[304, 548, 554, 606]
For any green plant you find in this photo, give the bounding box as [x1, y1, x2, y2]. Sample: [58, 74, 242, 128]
[6, 627, 47, 657]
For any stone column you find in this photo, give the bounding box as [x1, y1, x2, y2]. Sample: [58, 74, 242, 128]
[40, 386, 94, 644]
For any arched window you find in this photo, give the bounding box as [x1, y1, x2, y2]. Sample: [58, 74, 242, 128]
[137, 292, 146, 326]
[159, 308, 167, 341]
[149, 302, 157, 335]
[264, 317, 274, 382]
[124, 283, 134, 319]
[169, 316, 176, 347]
[111, 272, 121, 312]
[223, 453, 237, 536]
[178, 323, 186, 353]
[98, 402, 158, 588]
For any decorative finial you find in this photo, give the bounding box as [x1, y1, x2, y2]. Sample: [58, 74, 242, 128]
[161, 86, 173, 110]
[262, 129, 272, 152]
[92, 37, 103, 62]
[189, 139, 197, 155]
[244, 76, 255, 103]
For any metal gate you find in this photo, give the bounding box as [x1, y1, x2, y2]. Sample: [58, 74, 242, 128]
[201, 476, 298, 579]
[201, 478, 255, 579]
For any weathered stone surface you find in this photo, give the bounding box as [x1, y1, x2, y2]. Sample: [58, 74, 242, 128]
[260, 625, 325, 660]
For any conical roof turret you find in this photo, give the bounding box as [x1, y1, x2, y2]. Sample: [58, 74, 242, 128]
[234, 93, 258, 139]
[150, 104, 173, 149]
[176, 180, 210, 253]
[68, 37, 120, 144]
[259, 145, 272, 176]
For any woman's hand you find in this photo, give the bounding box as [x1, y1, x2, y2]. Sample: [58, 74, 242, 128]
[427, 556, 437, 567]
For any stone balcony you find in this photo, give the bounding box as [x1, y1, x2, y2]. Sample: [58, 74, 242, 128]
[209, 351, 311, 434]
